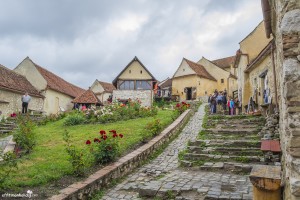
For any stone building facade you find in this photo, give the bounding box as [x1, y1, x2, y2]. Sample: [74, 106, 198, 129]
[0, 64, 44, 118]
[172, 58, 217, 101]
[261, 0, 300, 199]
[112, 90, 153, 107]
[112, 56, 157, 107]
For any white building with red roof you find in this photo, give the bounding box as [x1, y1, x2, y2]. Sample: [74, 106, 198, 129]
[0, 64, 44, 117]
[14, 57, 85, 114]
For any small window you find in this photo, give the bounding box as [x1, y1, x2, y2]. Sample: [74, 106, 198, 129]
[140, 70, 142, 74]
[129, 70, 131, 73]
[183, 69, 185, 72]
[221, 79, 224, 83]
[205, 91, 207, 95]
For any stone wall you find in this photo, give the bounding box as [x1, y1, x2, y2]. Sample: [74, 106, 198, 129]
[270, 1, 300, 199]
[113, 90, 153, 107]
[49, 108, 193, 200]
[0, 89, 44, 118]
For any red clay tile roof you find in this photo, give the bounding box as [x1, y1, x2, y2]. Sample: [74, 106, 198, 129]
[184, 58, 217, 81]
[97, 81, 116, 93]
[0, 64, 43, 98]
[72, 89, 101, 104]
[32, 62, 85, 98]
[212, 56, 236, 69]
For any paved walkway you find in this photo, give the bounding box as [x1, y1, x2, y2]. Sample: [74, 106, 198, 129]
[101, 104, 253, 200]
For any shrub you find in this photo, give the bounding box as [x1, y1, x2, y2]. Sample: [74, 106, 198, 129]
[63, 130, 86, 176]
[0, 152, 18, 188]
[38, 112, 66, 125]
[64, 113, 86, 126]
[87, 130, 124, 164]
[13, 115, 36, 153]
[175, 102, 190, 114]
[145, 119, 162, 137]
[85, 99, 158, 124]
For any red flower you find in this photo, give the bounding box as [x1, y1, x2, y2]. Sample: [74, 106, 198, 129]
[109, 130, 116, 134]
[94, 138, 101, 143]
[113, 133, 118, 138]
[99, 130, 106, 135]
[102, 135, 108, 140]
[176, 103, 180, 108]
[119, 134, 123, 138]
[86, 140, 91, 145]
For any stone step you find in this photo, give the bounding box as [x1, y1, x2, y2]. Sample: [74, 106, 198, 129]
[184, 153, 261, 163]
[190, 140, 261, 148]
[0, 130, 13, 134]
[0, 126, 15, 129]
[206, 118, 265, 126]
[199, 162, 255, 174]
[216, 124, 261, 129]
[203, 129, 259, 135]
[188, 146, 262, 156]
[199, 134, 259, 140]
[0, 122, 16, 125]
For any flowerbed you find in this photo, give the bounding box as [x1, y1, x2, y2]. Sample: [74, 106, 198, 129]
[64, 99, 158, 126]
[0, 109, 174, 190]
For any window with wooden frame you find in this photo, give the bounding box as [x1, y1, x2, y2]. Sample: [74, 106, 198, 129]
[136, 80, 151, 90]
[118, 80, 135, 90]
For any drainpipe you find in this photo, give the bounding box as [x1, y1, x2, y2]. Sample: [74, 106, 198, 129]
[271, 43, 278, 109]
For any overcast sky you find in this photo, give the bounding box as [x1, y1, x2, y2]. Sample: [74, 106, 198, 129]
[0, 0, 263, 89]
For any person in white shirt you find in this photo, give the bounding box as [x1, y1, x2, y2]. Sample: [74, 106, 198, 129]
[21, 92, 31, 114]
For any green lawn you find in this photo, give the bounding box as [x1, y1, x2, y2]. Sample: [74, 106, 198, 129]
[5, 110, 174, 188]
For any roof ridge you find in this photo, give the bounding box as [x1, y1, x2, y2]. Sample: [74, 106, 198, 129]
[184, 58, 217, 81]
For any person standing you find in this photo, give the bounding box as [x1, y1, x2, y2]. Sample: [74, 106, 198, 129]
[21, 92, 31, 114]
[222, 93, 227, 112]
[208, 94, 212, 111]
[230, 98, 235, 115]
[211, 93, 217, 114]
[227, 97, 231, 115]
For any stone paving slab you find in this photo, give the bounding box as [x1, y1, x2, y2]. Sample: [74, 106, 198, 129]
[102, 104, 253, 199]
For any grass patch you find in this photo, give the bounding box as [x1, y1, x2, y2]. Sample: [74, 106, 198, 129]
[2, 110, 174, 189]
[234, 156, 251, 163]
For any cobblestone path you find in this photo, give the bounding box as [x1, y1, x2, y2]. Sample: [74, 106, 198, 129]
[101, 104, 253, 200]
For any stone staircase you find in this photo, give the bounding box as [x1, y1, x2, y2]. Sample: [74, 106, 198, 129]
[0, 119, 17, 134]
[180, 113, 265, 174]
[0, 113, 45, 135]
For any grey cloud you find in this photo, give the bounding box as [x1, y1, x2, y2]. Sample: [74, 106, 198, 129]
[0, 0, 263, 88]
